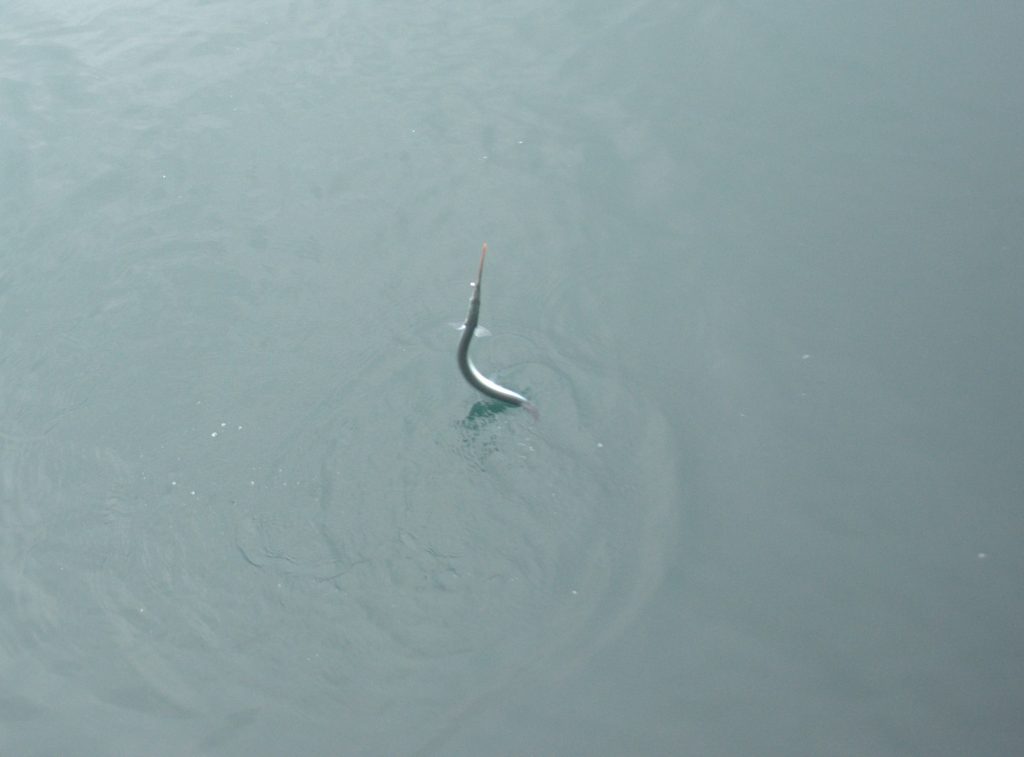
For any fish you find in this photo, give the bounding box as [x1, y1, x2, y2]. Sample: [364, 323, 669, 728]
[457, 243, 537, 419]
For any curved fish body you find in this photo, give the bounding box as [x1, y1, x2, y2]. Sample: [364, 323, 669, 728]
[457, 244, 537, 417]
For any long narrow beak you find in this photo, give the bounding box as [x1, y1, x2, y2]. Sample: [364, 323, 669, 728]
[475, 242, 487, 288]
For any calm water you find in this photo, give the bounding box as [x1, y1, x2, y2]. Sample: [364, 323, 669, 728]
[2, 2, 1022, 755]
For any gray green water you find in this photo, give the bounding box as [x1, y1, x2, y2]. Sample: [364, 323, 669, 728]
[2, 2, 1022, 755]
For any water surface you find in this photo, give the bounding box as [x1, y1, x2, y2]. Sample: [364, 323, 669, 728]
[1, 2, 1022, 755]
